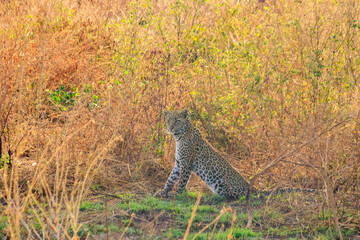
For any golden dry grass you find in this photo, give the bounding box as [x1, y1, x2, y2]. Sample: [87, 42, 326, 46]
[0, 0, 359, 238]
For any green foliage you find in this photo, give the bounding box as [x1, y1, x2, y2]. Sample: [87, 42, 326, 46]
[77, 223, 120, 237]
[121, 227, 137, 235]
[267, 226, 300, 237]
[0, 154, 11, 169]
[118, 194, 198, 213]
[46, 85, 79, 111]
[232, 228, 262, 238]
[315, 225, 358, 239]
[313, 209, 335, 221]
[164, 228, 183, 239]
[89, 94, 100, 109]
[83, 83, 101, 109]
[187, 227, 262, 239]
[79, 201, 104, 211]
[0, 216, 7, 238]
[45, 84, 102, 111]
[317, 226, 341, 239]
[92, 224, 105, 234]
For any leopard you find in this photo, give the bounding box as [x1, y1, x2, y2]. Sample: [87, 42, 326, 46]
[158, 109, 314, 200]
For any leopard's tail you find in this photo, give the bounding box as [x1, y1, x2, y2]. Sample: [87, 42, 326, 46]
[260, 188, 317, 197]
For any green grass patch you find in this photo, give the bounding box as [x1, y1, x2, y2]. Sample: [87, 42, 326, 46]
[164, 228, 183, 239]
[77, 223, 121, 237]
[0, 215, 7, 238]
[316, 225, 358, 239]
[77, 191, 359, 239]
[188, 227, 262, 240]
[118, 192, 219, 214]
[79, 201, 105, 211]
[267, 226, 300, 237]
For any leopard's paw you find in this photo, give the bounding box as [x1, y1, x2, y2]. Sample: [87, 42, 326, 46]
[155, 190, 168, 198]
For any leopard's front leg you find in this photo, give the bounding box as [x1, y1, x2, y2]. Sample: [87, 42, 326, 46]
[158, 152, 193, 196]
[157, 165, 180, 196]
[176, 164, 191, 194]
[158, 139, 194, 197]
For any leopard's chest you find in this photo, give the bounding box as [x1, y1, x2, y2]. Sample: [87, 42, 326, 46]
[175, 142, 181, 161]
[175, 140, 192, 161]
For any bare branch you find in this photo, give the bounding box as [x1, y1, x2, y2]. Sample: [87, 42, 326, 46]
[246, 117, 349, 228]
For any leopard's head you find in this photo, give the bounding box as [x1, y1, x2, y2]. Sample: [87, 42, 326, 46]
[164, 109, 190, 137]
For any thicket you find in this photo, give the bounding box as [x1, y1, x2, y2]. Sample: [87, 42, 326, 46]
[0, 0, 359, 238]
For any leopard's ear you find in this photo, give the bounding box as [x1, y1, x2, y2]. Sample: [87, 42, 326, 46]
[163, 110, 169, 117]
[181, 109, 188, 118]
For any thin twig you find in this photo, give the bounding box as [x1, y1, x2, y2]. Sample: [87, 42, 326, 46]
[191, 207, 230, 240]
[227, 210, 237, 239]
[280, 159, 322, 169]
[246, 117, 348, 228]
[183, 191, 202, 240]
[119, 213, 135, 240]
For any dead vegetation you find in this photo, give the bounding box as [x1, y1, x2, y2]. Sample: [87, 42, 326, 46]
[0, 0, 359, 238]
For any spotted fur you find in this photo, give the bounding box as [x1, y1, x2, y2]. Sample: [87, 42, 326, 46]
[158, 109, 315, 200]
[159, 109, 253, 200]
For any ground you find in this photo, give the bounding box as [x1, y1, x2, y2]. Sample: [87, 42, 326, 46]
[75, 191, 358, 239]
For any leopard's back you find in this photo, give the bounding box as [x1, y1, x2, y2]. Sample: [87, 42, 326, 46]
[165, 110, 251, 199]
[189, 131, 250, 199]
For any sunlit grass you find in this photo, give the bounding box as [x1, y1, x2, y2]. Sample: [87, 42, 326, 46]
[0, 0, 359, 238]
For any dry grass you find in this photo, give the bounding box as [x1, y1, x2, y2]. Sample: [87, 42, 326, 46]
[0, 0, 359, 238]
